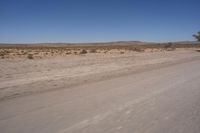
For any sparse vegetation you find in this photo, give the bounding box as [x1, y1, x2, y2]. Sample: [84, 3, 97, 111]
[0, 43, 199, 59]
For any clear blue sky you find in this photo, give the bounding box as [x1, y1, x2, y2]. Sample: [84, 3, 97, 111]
[0, 0, 200, 43]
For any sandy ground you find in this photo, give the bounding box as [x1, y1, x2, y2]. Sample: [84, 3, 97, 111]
[0, 48, 200, 133]
[0, 48, 200, 101]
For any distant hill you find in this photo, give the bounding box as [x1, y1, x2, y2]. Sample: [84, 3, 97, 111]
[0, 41, 199, 47]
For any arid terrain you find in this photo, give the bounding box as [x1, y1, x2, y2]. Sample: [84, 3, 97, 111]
[0, 44, 200, 133]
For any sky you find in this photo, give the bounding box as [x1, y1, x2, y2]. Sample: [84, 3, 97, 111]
[0, 0, 200, 43]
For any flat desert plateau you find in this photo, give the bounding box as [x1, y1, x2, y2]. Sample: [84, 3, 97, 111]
[0, 44, 200, 133]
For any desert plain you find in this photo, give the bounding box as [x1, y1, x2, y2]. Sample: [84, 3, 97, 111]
[0, 43, 200, 133]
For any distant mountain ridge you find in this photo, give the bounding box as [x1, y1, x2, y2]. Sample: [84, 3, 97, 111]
[0, 41, 199, 47]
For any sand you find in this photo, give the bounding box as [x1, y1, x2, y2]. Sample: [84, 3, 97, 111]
[0, 48, 200, 101]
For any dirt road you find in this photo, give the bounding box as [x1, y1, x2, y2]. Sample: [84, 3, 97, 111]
[0, 50, 200, 133]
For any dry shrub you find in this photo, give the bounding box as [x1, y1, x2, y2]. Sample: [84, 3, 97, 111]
[166, 47, 176, 51]
[164, 43, 176, 51]
[66, 52, 71, 55]
[4, 50, 10, 54]
[16, 52, 21, 55]
[0, 52, 5, 59]
[164, 43, 172, 49]
[104, 50, 108, 53]
[0, 52, 5, 57]
[80, 49, 87, 54]
[22, 51, 28, 55]
[130, 47, 144, 52]
[89, 49, 97, 53]
[27, 54, 34, 59]
[196, 50, 200, 52]
[120, 51, 125, 54]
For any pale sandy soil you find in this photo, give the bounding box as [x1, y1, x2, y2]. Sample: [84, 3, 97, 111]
[0, 48, 199, 101]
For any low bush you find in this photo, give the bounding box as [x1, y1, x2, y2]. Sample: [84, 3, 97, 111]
[129, 47, 144, 52]
[89, 49, 97, 53]
[164, 43, 176, 51]
[27, 54, 34, 59]
[80, 49, 87, 54]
